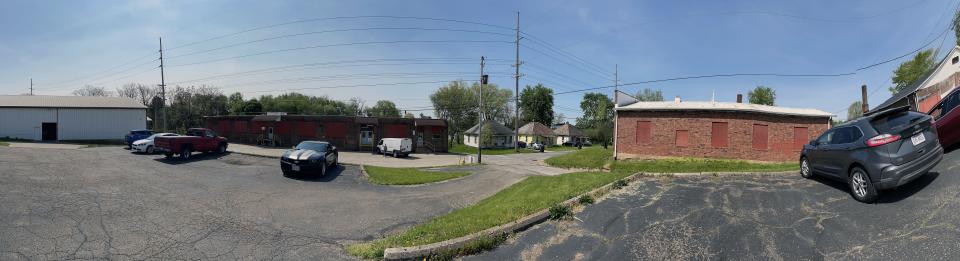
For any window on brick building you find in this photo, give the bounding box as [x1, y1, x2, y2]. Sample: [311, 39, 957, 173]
[752, 124, 768, 150]
[675, 130, 689, 147]
[793, 127, 808, 151]
[636, 121, 652, 144]
[711, 122, 728, 148]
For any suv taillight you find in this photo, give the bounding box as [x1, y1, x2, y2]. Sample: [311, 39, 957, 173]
[866, 134, 900, 147]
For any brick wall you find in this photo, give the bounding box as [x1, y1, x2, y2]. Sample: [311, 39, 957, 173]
[616, 110, 829, 162]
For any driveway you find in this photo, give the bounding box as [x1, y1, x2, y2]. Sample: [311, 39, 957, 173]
[228, 143, 465, 168]
[467, 150, 960, 260]
[0, 146, 564, 260]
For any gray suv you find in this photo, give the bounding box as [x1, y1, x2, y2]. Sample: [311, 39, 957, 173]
[800, 106, 943, 203]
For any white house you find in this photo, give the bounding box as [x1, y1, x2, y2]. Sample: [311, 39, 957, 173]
[0, 95, 147, 141]
[874, 45, 960, 113]
[552, 123, 585, 145]
[463, 121, 514, 148]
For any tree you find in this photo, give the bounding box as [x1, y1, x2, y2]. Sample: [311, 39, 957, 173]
[954, 8, 960, 46]
[473, 82, 513, 124]
[576, 93, 614, 149]
[889, 49, 936, 94]
[553, 113, 566, 125]
[72, 85, 112, 96]
[847, 101, 863, 120]
[242, 99, 263, 114]
[227, 92, 245, 115]
[748, 86, 776, 106]
[368, 100, 401, 117]
[635, 88, 664, 101]
[479, 122, 494, 148]
[430, 81, 512, 143]
[116, 83, 155, 106]
[519, 83, 554, 125]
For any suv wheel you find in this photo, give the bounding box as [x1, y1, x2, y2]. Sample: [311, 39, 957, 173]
[217, 143, 227, 154]
[849, 167, 878, 203]
[800, 157, 813, 179]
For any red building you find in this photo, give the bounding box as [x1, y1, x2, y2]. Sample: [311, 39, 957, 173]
[204, 115, 448, 153]
[614, 98, 832, 162]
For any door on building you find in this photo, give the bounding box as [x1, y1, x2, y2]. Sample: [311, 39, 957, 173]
[41, 122, 57, 141]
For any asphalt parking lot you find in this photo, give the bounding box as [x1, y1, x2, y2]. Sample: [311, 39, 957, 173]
[468, 150, 960, 260]
[0, 146, 561, 260]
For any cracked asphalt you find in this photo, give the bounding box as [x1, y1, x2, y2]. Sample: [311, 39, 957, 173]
[0, 146, 565, 260]
[467, 150, 960, 260]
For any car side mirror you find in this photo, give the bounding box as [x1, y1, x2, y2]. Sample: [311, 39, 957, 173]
[809, 140, 818, 146]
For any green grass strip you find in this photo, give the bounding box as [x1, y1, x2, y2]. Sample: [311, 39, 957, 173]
[346, 171, 630, 258]
[365, 166, 470, 185]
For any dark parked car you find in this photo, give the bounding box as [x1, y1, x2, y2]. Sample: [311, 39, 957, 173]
[124, 129, 154, 148]
[928, 87, 960, 150]
[517, 141, 527, 148]
[800, 106, 943, 203]
[281, 141, 339, 176]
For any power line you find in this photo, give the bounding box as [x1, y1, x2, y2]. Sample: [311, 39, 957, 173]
[524, 62, 597, 88]
[167, 58, 512, 84]
[166, 15, 514, 51]
[33, 52, 156, 87]
[167, 40, 514, 67]
[165, 27, 514, 59]
[236, 80, 454, 94]
[521, 44, 613, 81]
[200, 72, 511, 90]
[35, 58, 160, 90]
[554, 72, 857, 95]
[519, 31, 611, 75]
[856, 25, 952, 71]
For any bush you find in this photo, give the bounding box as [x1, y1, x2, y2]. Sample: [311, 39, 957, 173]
[612, 179, 628, 189]
[549, 205, 571, 220]
[578, 195, 595, 205]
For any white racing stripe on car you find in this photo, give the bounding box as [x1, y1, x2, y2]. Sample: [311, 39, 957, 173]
[288, 149, 304, 160]
[298, 150, 317, 160]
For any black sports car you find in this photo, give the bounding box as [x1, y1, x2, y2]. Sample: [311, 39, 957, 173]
[281, 141, 338, 176]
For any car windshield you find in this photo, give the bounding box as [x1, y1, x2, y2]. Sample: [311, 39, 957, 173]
[296, 142, 328, 152]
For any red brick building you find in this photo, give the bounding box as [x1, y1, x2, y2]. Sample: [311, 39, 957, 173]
[614, 99, 832, 162]
[204, 115, 448, 153]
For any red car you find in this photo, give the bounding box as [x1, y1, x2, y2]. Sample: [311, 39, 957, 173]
[154, 128, 228, 159]
[928, 88, 960, 150]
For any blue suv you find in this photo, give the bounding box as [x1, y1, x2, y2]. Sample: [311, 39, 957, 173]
[124, 129, 154, 149]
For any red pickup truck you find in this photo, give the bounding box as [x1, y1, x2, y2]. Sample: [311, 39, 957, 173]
[154, 128, 228, 159]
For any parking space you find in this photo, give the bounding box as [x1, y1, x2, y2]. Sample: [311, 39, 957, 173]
[228, 143, 465, 168]
[468, 150, 960, 260]
[0, 146, 551, 260]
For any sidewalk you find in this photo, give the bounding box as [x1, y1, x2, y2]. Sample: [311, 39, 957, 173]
[228, 143, 467, 168]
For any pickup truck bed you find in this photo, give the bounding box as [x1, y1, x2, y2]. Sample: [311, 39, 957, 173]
[154, 128, 228, 160]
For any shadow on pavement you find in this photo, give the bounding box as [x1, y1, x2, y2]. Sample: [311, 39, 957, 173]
[153, 152, 232, 165]
[283, 165, 345, 182]
[810, 172, 939, 204]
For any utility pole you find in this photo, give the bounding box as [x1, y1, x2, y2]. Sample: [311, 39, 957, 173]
[30, 78, 33, 95]
[513, 11, 522, 152]
[861, 84, 869, 114]
[612, 64, 619, 160]
[478, 56, 485, 164]
[159, 37, 167, 132]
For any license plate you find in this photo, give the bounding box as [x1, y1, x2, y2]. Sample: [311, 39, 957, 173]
[911, 133, 925, 146]
[292, 165, 300, 171]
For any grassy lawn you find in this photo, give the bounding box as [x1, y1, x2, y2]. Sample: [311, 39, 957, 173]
[365, 166, 471, 185]
[346, 171, 631, 259]
[544, 146, 613, 169]
[544, 147, 798, 173]
[449, 143, 535, 155]
[0, 142, 8, 147]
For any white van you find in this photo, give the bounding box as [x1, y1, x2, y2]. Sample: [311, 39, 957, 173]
[376, 138, 413, 158]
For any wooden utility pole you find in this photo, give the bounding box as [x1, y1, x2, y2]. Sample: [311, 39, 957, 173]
[513, 11, 521, 152]
[478, 56, 485, 164]
[159, 37, 167, 132]
[861, 84, 869, 114]
[30, 78, 33, 95]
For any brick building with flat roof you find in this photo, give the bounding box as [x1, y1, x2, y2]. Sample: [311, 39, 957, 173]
[204, 115, 448, 153]
[614, 97, 832, 162]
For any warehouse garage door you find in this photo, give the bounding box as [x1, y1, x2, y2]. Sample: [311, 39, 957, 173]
[41, 123, 57, 141]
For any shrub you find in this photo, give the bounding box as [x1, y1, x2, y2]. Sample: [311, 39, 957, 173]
[549, 205, 572, 220]
[612, 179, 628, 189]
[578, 195, 595, 205]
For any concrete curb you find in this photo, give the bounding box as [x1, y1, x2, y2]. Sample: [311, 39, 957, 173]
[359, 165, 369, 179]
[380, 169, 797, 260]
[382, 171, 648, 260]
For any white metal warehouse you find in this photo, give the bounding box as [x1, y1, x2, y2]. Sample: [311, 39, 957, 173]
[0, 95, 147, 141]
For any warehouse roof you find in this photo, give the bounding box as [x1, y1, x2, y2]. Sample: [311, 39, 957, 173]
[616, 101, 833, 118]
[0, 95, 147, 109]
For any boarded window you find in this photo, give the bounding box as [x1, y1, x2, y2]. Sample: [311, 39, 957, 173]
[675, 130, 689, 147]
[711, 122, 728, 148]
[326, 123, 348, 138]
[636, 121, 652, 144]
[793, 127, 808, 150]
[753, 124, 768, 150]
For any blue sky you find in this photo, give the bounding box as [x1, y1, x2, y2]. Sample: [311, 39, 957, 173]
[0, 0, 957, 121]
